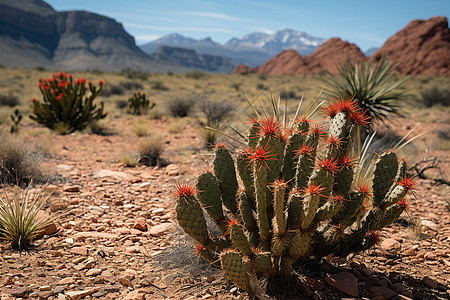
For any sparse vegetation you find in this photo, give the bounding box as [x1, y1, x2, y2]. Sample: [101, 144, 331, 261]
[419, 86, 450, 107]
[185, 70, 208, 80]
[323, 57, 407, 126]
[0, 93, 19, 107]
[128, 92, 155, 115]
[120, 152, 140, 167]
[167, 96, 195, 117]
[30, 72, 107, 134]
[138, 136, 164, 166]
[0, 136, 44, 186]
[0, 186, 54, 250]
[132, 119, 150, 137]
[10, 109, 22, 134]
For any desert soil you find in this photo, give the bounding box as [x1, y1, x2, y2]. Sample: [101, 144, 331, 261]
[0, 114, 449, 300]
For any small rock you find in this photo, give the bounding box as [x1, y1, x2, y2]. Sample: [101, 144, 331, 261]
[92, 290, 108, 298]
[10, 287, 32, 298]
[92, 169, 130, 180]
[70, 246, 88, 256]
[149, 223, 174, 237]
[325, 272, 358, 297]
[39, 286, 52, 291]
[133, 220, 147, 231]
[57, 277, 76, 285]
[381, 238, 402, 256]
[124, 269, 138, 280]
[205, 276, 215, 283]
[422, 277, 438, 289]
[65, 238, 74, 244]
[65, 288, 98, 300]
[53, 286, 65, 294]
[63, 185, 80, 192]
[424, 252, 438, 260]
[119, 277, 133, 287]
[86, 268, 102, 277]
[165, 164, 180, 176]
[421, 220, 439, 231]
[123, 289, 145, 300]
[4, 275, 14, 285]
[125, 246, 140, 254]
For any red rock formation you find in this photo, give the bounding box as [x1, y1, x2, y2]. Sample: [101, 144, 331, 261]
[231, 63, 255, 74]
[372, 16, 450, 76]
[305, 38, 366, 74]
[254, 50, 309, 75]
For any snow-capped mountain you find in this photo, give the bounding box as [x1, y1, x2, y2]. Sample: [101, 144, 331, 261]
[139, 28, 325, 67]
[225, 29, 324, 56]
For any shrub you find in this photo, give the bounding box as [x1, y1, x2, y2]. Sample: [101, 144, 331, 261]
[0, 136, 43, 186]
[132, 119, 150, 137]
[120, 152, 140, 167]
[128, 92, 155, 115]
[279, 90, 296, 99]
[151, 81, 169, 91]
[175, 98, 415, 296]
[121, 81, 143, 91]
[10, 109, 22, 134]
[197, 98, 233, 124]
[322, 57, 406, 127]
[199, 120, 221, 148]
[0, 93, 19, 107]
[138, 136, 164, 166]
[419, 86, 450, 107]
[167, 96, 195, 117]
[115, 99, 128, 109]
[120, 68, 149, 80]
[0, 186, 54, 250]
[185, 70, 208, 80]
[30, 72, 107, 134]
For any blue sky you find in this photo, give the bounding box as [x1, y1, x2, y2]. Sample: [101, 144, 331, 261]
[45, 0, 449, 51]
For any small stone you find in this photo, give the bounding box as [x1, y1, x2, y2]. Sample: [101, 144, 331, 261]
[381, 238, 402, 256]
[63, 185, 80, 192]
[57, 277, 76, 285]
[205, 276, 215, 283]
[421, 220, 439, 231]
[424, 252, 438, 260]
[70, 246, 88, 256]
[149, 223, 174, 237]
[4, 275, 14, 285]
[86, 268, 102, 277]
[124, 269, 138, 280]
[125, 246, 140, 254]
[325, 272, 358, 297]
[10, 287, 32, 298]
[92, 290, 108, 298]
[133, 220, 148, 231]
[65, 238, 74, 244]
[37, 290, 54, 299]
[165, 164, 180, 176]
[65, 288, 98, 300]
[422, 277, 438, 289]
[123, 289, 145, 300]
[53, 286, 65, 294]
[39, 286, 52, 291]
[119, 277, 133, 287]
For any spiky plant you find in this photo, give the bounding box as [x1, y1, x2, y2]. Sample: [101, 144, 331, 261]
[0, 186, 54, 250]
[175, 94, 416, 296]
[322, 57, 406, 126]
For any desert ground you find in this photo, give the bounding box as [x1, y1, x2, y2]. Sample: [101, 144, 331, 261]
[0, 68, 449, 299]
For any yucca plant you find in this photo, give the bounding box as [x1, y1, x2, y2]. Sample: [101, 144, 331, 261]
[0, 186, 54, 250]
[322, 57, 406, 127]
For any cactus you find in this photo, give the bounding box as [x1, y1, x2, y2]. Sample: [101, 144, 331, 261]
[30, 72, 106, 134]
[128, 92, 155, 115]
[175, 98, 415, 293]
[10, 109, 22, 133]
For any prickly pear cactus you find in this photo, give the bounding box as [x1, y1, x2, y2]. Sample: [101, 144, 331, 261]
[175, 98, 415, 293]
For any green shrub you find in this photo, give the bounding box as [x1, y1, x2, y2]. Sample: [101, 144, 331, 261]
[323, 57, 406, 126]
[128, 92, 155, 115]
[185, 70, 208, 80]
[30, 72, 107, 134]
[0, 186, 54, 250]
[167, 96, 195, 117]
[151, 81, 169, 90]
[419, 86, 450, 107]
[0, 93, 19, 107]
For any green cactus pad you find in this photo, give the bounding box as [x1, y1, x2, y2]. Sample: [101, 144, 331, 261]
[176, 196, 209, 244]
[287, 192, 305, 230]
[220, 251, 250, 291]
[251, 252, 273, 274]
[196, 172, 226, 233]
[314, 199, 343, 222]
[213, 146, 239, 214]
[271, 235, 286, 257]
[248, 122, 260, 149]
[282, 132, 304, 183]
[231, 224, 253, 256]
[301, 192, 321, 229]
[273, 182, 287, 235]
[372, 152, 398, 205]
[334, 166, 354, 195]
[288, 232, 310, 259]
[236, 152, 256, 204]
[333, 191, 365, 226]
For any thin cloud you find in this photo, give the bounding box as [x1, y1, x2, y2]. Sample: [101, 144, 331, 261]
[125, 23, 233, 33]
[134, 34, 161, 41]
[184, 11, 243, 21]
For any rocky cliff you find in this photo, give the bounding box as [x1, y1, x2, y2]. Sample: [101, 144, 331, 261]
[372, 16, 450, 76]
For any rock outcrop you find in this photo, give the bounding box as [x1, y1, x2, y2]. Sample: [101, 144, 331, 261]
[233, 17, 450, 76]
[372, 16, 450, 76]
[233, 38, 365, 75]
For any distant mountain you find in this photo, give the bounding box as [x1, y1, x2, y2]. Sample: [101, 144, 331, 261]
[225, 28, 324, 56]
[140, 29, 325, 67]
[0, 0, 229, 73]
[364, 47, 379, 57]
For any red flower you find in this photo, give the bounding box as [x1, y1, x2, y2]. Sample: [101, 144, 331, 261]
[336, 155, 357, 169]
[88, 81, 92, 85]
[31, 98, 36, 103]
[99, 80, 105, 86]
[398, 198, 408, 209]
[257, 117, 284, 140]
[303, 184, 325, 196]
[396, 176, 417, 190]
[349, 110, 371, 126]
[317, 158, 338, 173]
[294, 143, 315, 156]
[357, 184, 372, 199]
[323, 102, 338, 118]
[174, 183, 197, 198]
[246, 143, 277, 171]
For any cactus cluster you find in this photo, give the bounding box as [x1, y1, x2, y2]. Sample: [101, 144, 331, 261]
[30, 72, 107, 134]
[175, 98, 415, 292]
[10, 109, 22, 133]
[128, 92, 155, 115]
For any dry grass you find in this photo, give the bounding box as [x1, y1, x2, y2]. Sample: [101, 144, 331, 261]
[138, 135, 165, 166]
